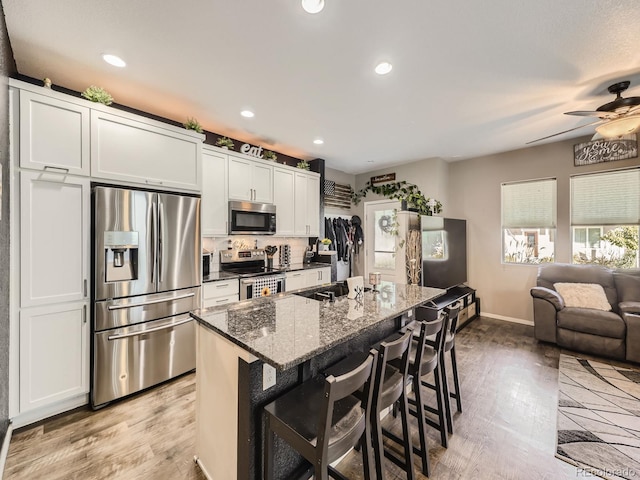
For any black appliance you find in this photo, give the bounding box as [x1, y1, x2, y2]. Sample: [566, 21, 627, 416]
[228, 200, 276, 235]
[421, 217, 467, 290]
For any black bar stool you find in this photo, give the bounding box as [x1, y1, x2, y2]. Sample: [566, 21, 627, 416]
[400, 313, 448, 476]
[263, 349, 378, 480]
[440, 305, 462, 434]
[369, 328, 415, 480]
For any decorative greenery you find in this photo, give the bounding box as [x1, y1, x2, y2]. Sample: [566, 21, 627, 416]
[183, 117, 203, 133]
[573, 226, 639, 268]
[81, 85, 114, 105]
[352, 180, 442, 216]
[43, 77, 52, 88]
[320, 238, 332, 245]
[215, 136, 235, 149]
[263, 150, 278, 161]
[297, 160, 310, 170]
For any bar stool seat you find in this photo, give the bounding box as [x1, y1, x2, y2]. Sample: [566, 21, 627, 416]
[263, 350, 377, 480]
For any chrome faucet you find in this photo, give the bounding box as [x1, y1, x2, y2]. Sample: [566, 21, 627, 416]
[315, 291, 336, 303]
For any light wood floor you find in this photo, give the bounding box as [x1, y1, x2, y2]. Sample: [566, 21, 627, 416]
[5, 318, 582, 479]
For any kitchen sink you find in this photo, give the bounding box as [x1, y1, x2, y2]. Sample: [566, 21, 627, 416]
[293, 282, 371, 301]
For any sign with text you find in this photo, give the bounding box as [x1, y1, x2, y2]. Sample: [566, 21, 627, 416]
[574, 134, 638, 166]
[370, 173, 396, 185]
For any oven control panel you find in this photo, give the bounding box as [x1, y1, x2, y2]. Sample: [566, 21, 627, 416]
[220, 249, 266, 264]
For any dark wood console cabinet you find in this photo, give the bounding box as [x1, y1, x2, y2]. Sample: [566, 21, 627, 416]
[418, 285, 479, 330]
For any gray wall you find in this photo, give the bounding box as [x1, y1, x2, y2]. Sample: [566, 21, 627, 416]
[350, 139, 639, 323]
[0, 0, 16, 450]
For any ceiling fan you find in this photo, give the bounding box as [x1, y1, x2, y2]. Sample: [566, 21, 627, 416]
[527, 81, 640, 144]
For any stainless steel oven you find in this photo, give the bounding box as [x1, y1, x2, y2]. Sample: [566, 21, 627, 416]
[220, 248, 285, 299]
[239, 274, 286, 300]
[228, 201, 276, 235]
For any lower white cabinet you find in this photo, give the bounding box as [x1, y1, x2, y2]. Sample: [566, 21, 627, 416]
[285, 267, 332, 291]
[19, 301, 89, 412]
[203, 279, 239, 308]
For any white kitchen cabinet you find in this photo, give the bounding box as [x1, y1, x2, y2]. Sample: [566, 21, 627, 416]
[285, 267, 331, 291]
[228, 155, 273, 203]
[294, 172, 321, 236]
[202, 149, 228, 235]
[18, 89, 91, 176]
[307, 267, 331, 286]
[203, 279, 239, 307]
[19, 301, 89, 412]
[91, 110, 203, 192]
[20, 171, 90, 308]
[273, 167, 295, 236]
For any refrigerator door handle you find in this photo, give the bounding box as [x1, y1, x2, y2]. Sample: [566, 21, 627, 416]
[106, 292, 196, 310]
[151, 200, 157, 284]
[158, 198, 164, 283]
[107, 317, 192, 341]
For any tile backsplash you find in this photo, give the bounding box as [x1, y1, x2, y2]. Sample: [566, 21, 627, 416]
[202, 236, 312, 271]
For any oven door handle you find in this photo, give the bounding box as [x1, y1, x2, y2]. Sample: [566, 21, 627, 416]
[107, 317, 192, 341]
[107, 292, 195, 310]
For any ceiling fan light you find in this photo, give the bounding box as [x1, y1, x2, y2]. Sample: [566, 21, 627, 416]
[595, 115, 640, 138]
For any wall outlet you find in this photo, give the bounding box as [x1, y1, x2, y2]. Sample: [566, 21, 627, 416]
[263, 363, 276, 391]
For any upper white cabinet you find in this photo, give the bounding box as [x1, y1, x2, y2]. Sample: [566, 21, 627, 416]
[273, 167, 295, 236]
[19, 90, 90, 175]
[294, 172, 320, 236]
[202, 148, 228, 235]
[20, 171, 90, 308]
[90, 110, 202, 192]
[228, 155, 273, 203]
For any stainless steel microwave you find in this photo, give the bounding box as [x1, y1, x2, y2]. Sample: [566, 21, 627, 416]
[228, 201, 276, 235]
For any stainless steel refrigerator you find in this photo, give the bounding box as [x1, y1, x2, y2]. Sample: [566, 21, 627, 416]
[92, 185, 201, 408]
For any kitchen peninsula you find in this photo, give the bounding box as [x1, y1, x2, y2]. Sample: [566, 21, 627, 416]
[190, 282, 445, 480]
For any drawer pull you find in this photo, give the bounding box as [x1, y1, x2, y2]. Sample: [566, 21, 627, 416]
[107, 317, 192, 340]
[107, 292, 195, 310]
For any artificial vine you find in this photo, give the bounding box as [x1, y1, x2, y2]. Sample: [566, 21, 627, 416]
[351, 180, 442, 216]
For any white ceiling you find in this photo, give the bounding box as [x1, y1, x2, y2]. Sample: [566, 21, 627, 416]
[4, 0, 640, 174]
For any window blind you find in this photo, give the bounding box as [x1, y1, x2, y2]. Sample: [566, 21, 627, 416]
[502, 179, 556, 228]
[571, 169, 640, 226]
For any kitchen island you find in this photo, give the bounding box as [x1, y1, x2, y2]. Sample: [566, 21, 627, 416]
[190, 282, 445, 480]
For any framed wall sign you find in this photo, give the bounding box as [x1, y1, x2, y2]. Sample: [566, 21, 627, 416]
[370, 173, 396, 185]
[574, 134, 638, 166]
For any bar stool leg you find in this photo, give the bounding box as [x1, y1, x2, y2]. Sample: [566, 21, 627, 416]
[361, 426, 375, 480]
[451, 346, 462, 413]
[412, 374, 431, 477]
[440, 351, 454, 435]
[264, 416, 275, 480]
[371, 407, 385, 480]
[399, 390, 416, 480]
[432, 363, 449, 448]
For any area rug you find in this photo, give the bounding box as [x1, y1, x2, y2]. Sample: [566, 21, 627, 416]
[557, 354, 640, 479]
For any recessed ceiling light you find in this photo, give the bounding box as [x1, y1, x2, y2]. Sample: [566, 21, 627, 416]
[102, 54, 126, 68]
[313, 138, 324, 145]
[374, 61, 393, 75]
[240, 110, 255, 118]
[301, 0, 325, 14]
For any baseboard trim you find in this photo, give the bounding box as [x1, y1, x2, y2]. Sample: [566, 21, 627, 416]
[0, 422, 13, 479]
[11, 394, 88, 429]
[482, 312, 534, 326]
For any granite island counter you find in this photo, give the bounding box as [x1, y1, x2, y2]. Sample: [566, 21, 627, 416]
[190, 282, 445, 480]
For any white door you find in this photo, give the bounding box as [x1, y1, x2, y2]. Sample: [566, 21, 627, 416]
[202, 150, 228, 235]
[306, 175, 320, 237]
[19, 90, 90, 175]
[228, 156, 253, 201]
[273, 167, 295, 236]
[294, 173, 309, 235]
[20, 171, 89, 307]
[365, 200, 401, 283]
[252, 163, 273, 203]
[20, 301, 89, 411]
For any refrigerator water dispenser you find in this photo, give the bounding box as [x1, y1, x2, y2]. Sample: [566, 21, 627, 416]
[104, 231, 139, 282]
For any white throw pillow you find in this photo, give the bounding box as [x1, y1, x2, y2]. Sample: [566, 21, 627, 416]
[553, 283, 611, 311]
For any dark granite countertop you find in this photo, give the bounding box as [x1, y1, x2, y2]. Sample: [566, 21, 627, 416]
[278, 262, 330, 272]
[191, 282, 445, 371]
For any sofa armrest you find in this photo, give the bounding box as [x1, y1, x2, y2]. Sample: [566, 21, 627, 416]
[620, 301, 640, 314]
[530, 286, 564, 311]
[624, 313, 640, 363]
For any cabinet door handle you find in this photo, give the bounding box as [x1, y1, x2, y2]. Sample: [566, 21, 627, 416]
[43, 165, 69, 174]
[216, 298, 230, 304]
[83, 304, 87, 324]
[145, 179, 164, 186]
[83, 279, 87, 297]
[215, 283, 230, 288]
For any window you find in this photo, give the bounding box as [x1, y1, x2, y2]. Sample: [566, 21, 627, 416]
[571, 169, 640, 268]
[502, 178, 556, 264]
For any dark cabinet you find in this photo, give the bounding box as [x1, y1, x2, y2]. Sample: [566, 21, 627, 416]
[418, 285, 479, 331]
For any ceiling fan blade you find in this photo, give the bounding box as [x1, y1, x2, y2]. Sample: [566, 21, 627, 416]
[628, 104, 640, 115]
[564, 110, 619, 119]
[526, 119, 603, 145]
